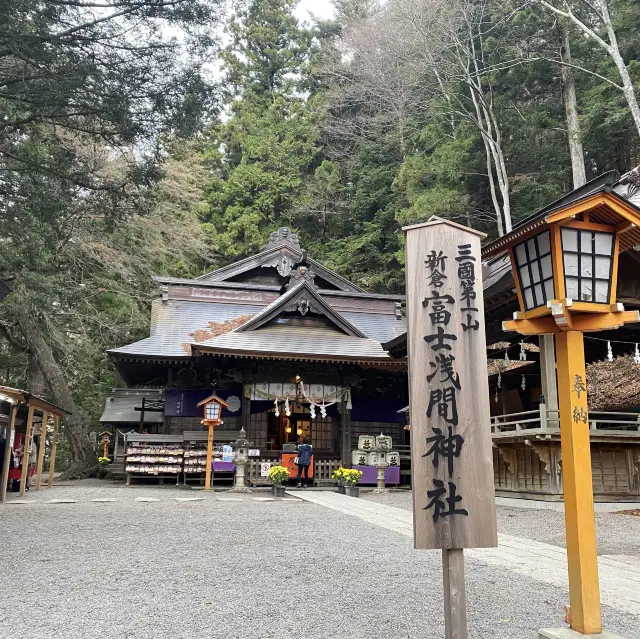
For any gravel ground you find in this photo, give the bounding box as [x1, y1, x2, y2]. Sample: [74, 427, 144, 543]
[363, 490, 640, 556]
[0, 481, 638, 639]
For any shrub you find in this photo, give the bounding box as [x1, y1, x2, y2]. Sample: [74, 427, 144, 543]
[268, 465, 289, 485]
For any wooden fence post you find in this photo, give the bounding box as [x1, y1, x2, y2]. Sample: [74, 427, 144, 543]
[1, 404, 18, 504]
[35, 411, 48, 491]
[47, 415, 61, 488]
[19, 404, 35, 497]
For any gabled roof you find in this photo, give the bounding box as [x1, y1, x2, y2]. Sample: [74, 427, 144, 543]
[195, 226, 365, 293]
[482, 171, 640, 258]
[235, 281, 366, 338]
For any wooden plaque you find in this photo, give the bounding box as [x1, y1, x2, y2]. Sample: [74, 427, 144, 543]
[404, 218, 498, 550]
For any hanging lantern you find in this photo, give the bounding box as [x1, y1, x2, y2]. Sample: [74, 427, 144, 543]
[197, 394, 229, 425]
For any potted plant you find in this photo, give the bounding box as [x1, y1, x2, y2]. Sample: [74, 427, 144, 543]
[268, 465, 289, 497]
[343, 468, 363, 497]
[332, 467, 346, 493]
[98, 457, 110, 465]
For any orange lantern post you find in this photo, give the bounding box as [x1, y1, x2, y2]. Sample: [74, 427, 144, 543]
[197, 394, 229, 491]
[483, 190, 640, 635]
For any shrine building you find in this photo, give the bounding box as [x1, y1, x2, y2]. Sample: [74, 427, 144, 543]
[102, 228, 408, 483]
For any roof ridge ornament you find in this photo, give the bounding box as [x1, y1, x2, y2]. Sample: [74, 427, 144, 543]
[262, 227, 301, 251]
[285, 254, 317, 290]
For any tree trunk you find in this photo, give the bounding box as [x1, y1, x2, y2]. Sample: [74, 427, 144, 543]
[28, 357, 46, 397]
[561, 28, 587, 188]
[599, 0, 640, 139]
[10, 289, 97, 473]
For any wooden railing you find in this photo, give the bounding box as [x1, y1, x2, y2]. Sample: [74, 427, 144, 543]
[247, 455, 341, 486]
[490, 407, 640, 438]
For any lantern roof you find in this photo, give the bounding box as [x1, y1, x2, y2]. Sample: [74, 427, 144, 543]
[482, 170, 640, 259]
[196, 394, 230, 409]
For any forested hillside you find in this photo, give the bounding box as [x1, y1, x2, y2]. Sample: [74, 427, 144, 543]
[1, 0, 639, 471]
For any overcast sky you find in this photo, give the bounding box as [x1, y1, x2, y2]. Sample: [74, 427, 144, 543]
[295, 0, 336, 22]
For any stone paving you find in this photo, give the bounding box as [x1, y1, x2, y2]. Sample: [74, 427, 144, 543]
[1, 481, 639, 638]
[292, 490, 640, 617]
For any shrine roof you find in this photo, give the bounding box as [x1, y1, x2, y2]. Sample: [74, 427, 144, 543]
[192, 323, 400, 365]
[99, 388, 164, 424]
[108, 227, 406, 363]
[108, 298, 406, 360]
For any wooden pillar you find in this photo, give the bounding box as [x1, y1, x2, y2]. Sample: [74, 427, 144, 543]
[1, 404, 18, 504]
[442, 549, 468, 639]
[556, 330, 602, 635]
[205, 423, 214, 491]
[242, 387, 251, 434]
[19, 404, 35, 497]
[35, 411, 48, 491]
[47, 415, 61, 488]
[540, 335, 559, 422]
[340, 399, 351, 468]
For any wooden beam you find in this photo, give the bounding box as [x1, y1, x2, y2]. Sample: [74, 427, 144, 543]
[443, 549, 468, 639]
[571, 310, 640, 332]
[504, 310, 640, 335]
[556, 331, 602, 634]
[550, 225, 566, 300]
[1, 404, 18, 504]
[205, 423, 214, 491]
[614, 221, 635, 233]
[610, 232, 621, 304]
[47, 415, 60, 488]
[35, 411, 48, 491]
[558, 219, 615, 233]
[508, 248, 525, 314]
[19, 404, 35, 497]
[503, 317, 561, 335]
[23, 397, 65, 417]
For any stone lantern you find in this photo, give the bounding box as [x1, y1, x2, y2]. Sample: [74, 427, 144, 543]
[231, 427, 251, 493]
[372, 433, 390, 494]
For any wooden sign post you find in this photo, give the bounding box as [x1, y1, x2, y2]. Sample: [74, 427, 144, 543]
[404, 218, 498, 638]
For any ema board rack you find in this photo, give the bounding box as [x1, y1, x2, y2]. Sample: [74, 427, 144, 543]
[124, 433, 184, 485]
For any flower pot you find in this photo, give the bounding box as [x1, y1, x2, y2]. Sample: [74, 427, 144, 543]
[337, 484, 346, 494]
[271, 485, 286, 497]
[344, 485, 359, 498]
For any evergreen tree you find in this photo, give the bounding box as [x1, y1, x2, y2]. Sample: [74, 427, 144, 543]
[202, 0, 319, 261]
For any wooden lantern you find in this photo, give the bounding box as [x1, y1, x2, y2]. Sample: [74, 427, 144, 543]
[482, 188, 640, 635]
[196, 394, 230, 490]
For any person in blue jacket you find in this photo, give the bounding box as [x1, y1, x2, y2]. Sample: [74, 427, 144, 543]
[296, 438, 313, 488]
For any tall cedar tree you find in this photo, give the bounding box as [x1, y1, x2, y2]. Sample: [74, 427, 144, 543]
[202, 0, 319, 261]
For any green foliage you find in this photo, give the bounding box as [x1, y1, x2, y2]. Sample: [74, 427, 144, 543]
[201, 0, 319, 260]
